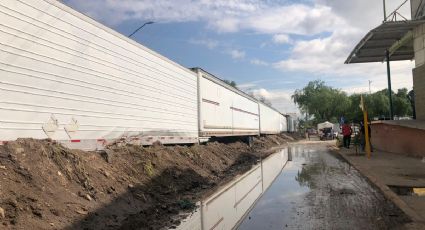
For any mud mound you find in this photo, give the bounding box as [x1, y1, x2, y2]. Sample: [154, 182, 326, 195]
[0, 135, 294, 229]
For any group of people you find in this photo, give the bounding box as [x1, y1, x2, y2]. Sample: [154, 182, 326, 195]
[341, 121, 372, 151]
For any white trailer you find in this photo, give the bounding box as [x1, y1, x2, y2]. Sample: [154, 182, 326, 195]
[259, 103, 282, 134]
[287, 115, 294, 132]
[192, 68, 259, 137]
[280, 114, 288, 133]
[0, 0, 199, 150]
[286, 113, 298, 133]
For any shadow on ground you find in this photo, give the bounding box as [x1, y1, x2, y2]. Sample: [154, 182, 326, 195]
[65, 151, 262, 230]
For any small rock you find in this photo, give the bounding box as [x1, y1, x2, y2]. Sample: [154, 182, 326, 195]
[201, 185, 208, 189]
[50, 209, 60, 216]
[10, 219, 17, 225]
[76, 210, 88, 215]
[102, 171, 110, 178]
[0, 207, 5, 218]
[106, 187, 114, 194]
[128, 184, 134, 189]
[57, 171, 62, 176]
[7, 199, 18, 208]
[15, 147, 24, 154]
[49, 223, 54, 226]
[32, 210, 43, 218]
[99, 149, 114, 163]
[0, 165, 6, 170]
[85, 194, 92, 201]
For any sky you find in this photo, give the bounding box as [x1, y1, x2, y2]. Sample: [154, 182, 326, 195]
[62, 0, 415, 114]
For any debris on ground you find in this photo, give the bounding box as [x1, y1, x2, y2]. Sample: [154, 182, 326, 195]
[0, 134, 295, 229]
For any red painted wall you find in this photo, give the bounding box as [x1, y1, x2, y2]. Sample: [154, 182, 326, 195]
[371, 123, 425, 158]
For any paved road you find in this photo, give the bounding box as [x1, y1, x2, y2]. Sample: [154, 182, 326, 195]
[238, 143, 409, 230]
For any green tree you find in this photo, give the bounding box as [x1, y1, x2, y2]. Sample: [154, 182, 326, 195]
[407, 90, 415, 119]
[346, 88, 412, 121]
[346, 94, 363, 122]
[292, 80, 350, 123]
[393, 88, 412, 117]
[223, 79, 238, 89]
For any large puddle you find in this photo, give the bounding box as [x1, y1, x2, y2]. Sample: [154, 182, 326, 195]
[237, 145, 311, 229]
[238, 143, 409, 230]
[175, 143, 409, 230]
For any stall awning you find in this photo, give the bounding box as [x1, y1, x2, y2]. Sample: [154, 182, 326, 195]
[345, 20, 425, 64]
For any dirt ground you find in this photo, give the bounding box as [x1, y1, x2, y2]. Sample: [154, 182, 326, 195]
[0, 133, 301, 230]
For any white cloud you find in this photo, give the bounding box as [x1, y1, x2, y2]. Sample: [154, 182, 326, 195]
[189, 39, 219, 49]
[64, 0, 415, 94]
[250, 58, 269, 66]
[250, 88, 299, 114]
[272, 34, 291, 44]
[273, 28, 360, 73]
[212, 18, 240, 33]
[65, 0, 344, 36]
[237, 82, 257, 90]
[239, 4, 343, 35]
[228, 49, 245, 59]
[272, 0, 415, 93]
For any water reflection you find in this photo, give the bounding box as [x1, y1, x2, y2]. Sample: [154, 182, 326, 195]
[238, 143, 409, 230]
[295, 163, 321, 189]
[238, 145, 311, 230]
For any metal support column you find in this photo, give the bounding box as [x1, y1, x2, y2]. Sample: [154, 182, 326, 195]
[386, 49, 394, 120]
[383, 0, 387, 20]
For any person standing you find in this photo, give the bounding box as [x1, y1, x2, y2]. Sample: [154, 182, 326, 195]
[342, 121, 352, 149]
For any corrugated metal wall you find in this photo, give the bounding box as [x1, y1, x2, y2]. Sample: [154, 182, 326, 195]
[197, 70, 259, 137]
[0, 0, 198, 145]
[259, 103, 281, 134]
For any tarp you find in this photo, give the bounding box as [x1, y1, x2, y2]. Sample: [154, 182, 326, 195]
[317, 121, 334, 130]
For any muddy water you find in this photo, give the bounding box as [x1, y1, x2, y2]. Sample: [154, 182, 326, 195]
[238, 143, 409, 230]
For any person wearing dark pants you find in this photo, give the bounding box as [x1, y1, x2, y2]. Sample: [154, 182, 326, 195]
[341, 121, 352, 149]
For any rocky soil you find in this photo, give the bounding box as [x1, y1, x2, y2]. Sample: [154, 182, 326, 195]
[0, 134, 301, 230]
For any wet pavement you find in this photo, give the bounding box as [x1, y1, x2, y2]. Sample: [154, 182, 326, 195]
[238, 143, 409, 230]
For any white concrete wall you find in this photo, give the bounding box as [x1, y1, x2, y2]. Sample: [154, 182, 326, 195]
[414, 25, 425, 67]
[0, 0, 198, 147]
[413, 24, 425, 120]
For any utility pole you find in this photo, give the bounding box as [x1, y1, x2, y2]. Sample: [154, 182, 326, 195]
[128, 21, 154, 38]
[386, 49, 394, 120]
[383, 1, 394, 120]
[383, 0, 387, 21]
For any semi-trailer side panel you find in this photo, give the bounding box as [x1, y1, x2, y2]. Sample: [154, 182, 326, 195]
[0, 0, 198, 149]
[280, 114, 288, 133]
[259, 103, 282, 134]
[193, 68, 259, 137]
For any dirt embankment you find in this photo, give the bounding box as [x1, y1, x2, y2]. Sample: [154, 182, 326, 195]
[0, 134, 299, 230]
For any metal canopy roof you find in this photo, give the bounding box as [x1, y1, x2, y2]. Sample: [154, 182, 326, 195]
[345, 20, 425, 64]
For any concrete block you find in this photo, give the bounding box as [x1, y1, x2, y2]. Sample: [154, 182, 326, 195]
[413, 65, 425, 120]
[414, 37, 423, 50]
[414, 50, 425, 67]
